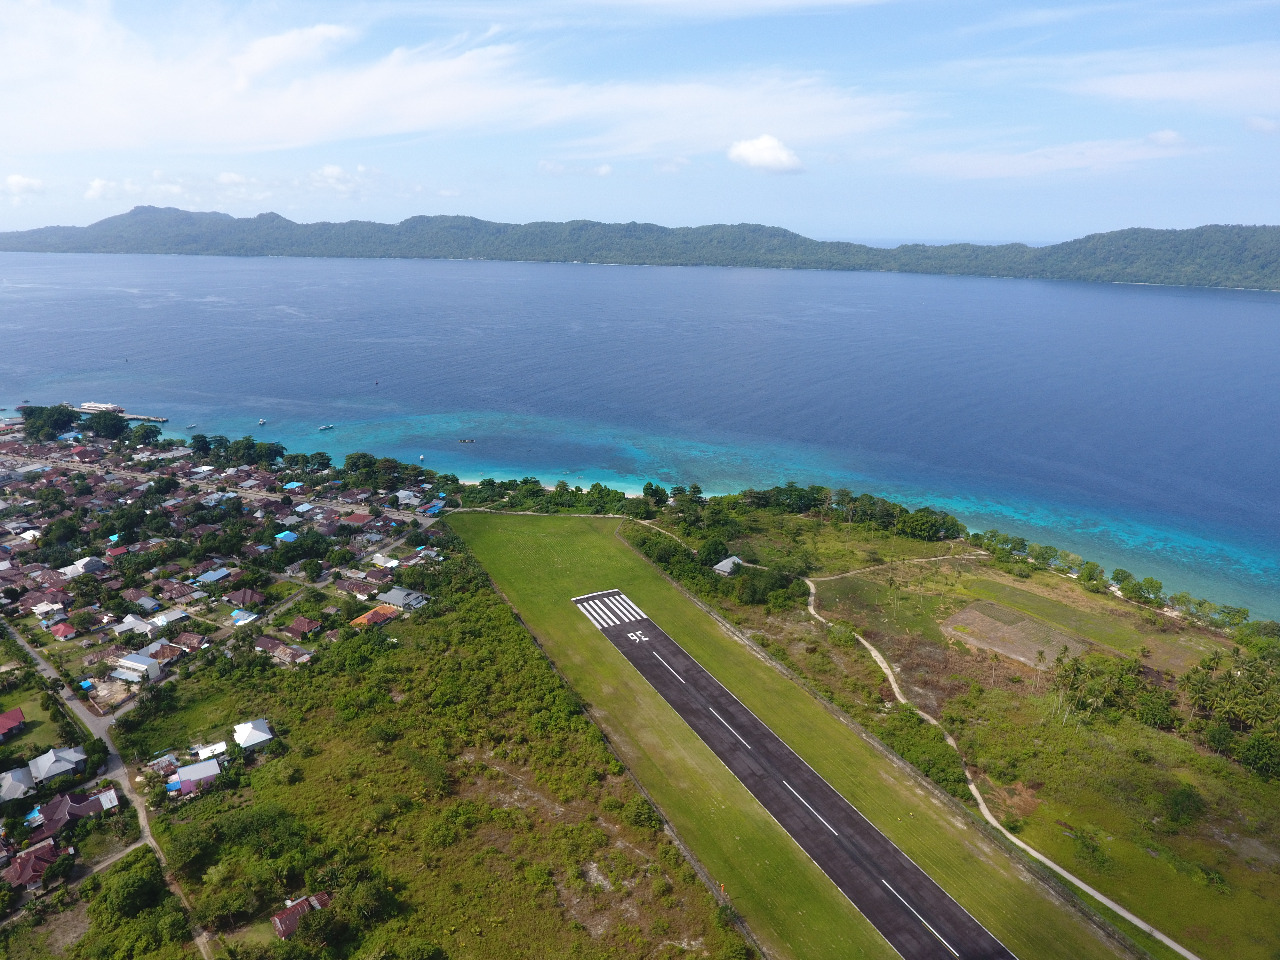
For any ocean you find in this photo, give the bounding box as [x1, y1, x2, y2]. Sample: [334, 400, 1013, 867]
[2, 251, 1277, 617]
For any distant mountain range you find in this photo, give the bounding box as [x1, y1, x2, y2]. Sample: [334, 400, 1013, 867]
[2, 205, 1278, 290]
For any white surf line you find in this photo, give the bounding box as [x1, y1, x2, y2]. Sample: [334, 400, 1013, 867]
[651, 649, 686, 684]
[707, 706, 752, 750]
[782, 780, 838, 836]
[882, 880, 959, 959]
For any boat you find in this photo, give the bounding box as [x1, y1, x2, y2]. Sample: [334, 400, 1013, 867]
[185, 423, 197, 429]
[459, 439, 474, 444]
[258, 418, 266, 425]
[318, 424, 334, 431]
[419, 455, 424, 460]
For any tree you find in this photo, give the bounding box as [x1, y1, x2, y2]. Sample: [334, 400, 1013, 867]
[189, 433, 212, 455]
[42, 853, 76, 888]
[308, 451, 332, 472]
[85, 410, 128, 439]
[129, 423, 162, 447]
[1111, 568, 1135, 586]
[20, 404, 80, 440]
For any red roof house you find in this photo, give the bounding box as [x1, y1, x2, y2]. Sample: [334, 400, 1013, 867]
[0, 707, 25, 742]
[272, 892, 332, 939]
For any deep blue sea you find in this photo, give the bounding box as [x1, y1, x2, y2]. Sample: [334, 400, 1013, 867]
[2, 252, 1277, 617]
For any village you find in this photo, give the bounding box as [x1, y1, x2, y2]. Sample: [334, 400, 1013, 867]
[0, 407, 452, 936]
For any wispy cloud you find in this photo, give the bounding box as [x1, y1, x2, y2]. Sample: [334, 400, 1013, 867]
[914, 130, 1190, 179]
[0, 4, 904, 161]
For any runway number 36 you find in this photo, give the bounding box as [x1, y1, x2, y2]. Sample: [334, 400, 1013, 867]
[628, 631, 649, 643]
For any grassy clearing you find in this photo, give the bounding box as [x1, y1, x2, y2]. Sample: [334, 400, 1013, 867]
[960, 577, 1220, 671]
[0, 688, 62, 751]
[451, 513, 1127, 960]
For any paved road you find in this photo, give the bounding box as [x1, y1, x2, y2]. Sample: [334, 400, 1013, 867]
[573, 589, 1016, 960]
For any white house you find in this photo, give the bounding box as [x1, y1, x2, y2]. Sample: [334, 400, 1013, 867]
[110, 652, 160, 683]
[233, 719, 274, 751]
[712, 556, 743, 576]
[29, 746, 88, 783]
[0, 768, 34, 801]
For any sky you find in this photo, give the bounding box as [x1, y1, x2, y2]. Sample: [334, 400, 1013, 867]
[1, 0, 1278, 242]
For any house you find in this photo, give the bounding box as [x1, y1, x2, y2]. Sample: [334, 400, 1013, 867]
[2, 839, 59, 890]
[334, 578, 377, 598]
[111, 614, 155, 639]
[57, 556, 105, 578]
[712, 556, 743, 576]
[225, 587, 265, 608]
[351, 605, 398, 627]
[342, 512, 373, 527]
[283, 616, 320, 641]
[376, 587, 427, 611]
[0, 768, 35, 802]
[0, 707, 26, 742]
[150, 610, 188, 630]
[254, 637, 311, 667]
[272, 892, 332, 939]
[369, 553, 399, 568]
[28, 788, 118, 844]
[172, 758, 220, 795]
[110, 652, 161, 683]
[274, 531, 298, 544]
[138, 641, 184, 665]
[173, 632, 207, 652]
[29, 746, 88, 784]
[193, 742, 227, 761]
[49, 622, 76, 640]
[233, 718, 274, 751]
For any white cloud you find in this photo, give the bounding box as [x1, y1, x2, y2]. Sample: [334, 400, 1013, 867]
[0, 4, 903, 162]
[217, 172, 248, 185]
[84, 178, 110, 200]
[914, 131, 1190, 179]
[1246, 116, 1278, 133]
[309, 164, 367, 194]
[4, 174, 43, 195]
[728, 134, 803, 172]
[956, 43, 1280, 117]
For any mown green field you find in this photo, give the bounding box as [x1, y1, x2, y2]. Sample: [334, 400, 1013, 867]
[0, 688, 62, 751]
[451, 513, 1127, 960]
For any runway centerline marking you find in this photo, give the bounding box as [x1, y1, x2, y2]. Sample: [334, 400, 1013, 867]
[651, 649, 686, 683]
[882, 880, 960, 959]
[708, 706, 752, 749]
[783, 780, 839, 836]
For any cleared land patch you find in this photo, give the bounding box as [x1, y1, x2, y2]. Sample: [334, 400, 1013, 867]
[943, 600, 1090, 666]
[451, 513, 1129, 960]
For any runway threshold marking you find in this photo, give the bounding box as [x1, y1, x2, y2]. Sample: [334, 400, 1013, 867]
[883, 880, 960, 959]
[708, 706, 752, 749]
[782, 780, 839, 836]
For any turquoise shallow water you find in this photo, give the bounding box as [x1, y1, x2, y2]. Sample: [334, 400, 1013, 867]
[2, 252, 1278, 617]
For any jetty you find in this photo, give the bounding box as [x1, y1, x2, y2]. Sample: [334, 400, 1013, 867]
[66, 402, 169, 423]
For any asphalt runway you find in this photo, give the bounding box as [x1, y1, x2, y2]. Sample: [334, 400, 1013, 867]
[573, 589, 1017, 960]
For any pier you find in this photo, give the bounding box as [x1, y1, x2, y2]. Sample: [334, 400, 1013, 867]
[69, 406, 169, 423]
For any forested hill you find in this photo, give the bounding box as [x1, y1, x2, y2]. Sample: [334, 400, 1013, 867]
[3, 205, 1279, 289]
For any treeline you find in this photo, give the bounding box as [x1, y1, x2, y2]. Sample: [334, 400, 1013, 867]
[18, 404, 159, 445]
[5, 206, 1280, 290]
[968, 528, 1257, 631]
[459, 476, 632, 515]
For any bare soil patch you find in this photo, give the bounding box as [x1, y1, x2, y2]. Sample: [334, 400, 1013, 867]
[942, 600, 1090, 666]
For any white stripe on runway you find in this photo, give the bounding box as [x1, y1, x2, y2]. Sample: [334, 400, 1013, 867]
[882, 880, 959, 958]
[611, 594, 646, 621]
[586, 600, 618, 626]
[782, 780, 839, 836]
[603, 596, 637, 622]
[577, 604, 605, 628]
[708, 706, 752, 750]
[651, 649, 686, 683]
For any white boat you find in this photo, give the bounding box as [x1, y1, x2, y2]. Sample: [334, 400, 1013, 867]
[185, 423, 197, 429]
[258, 418, 266, 425]
[319, 424, 334, 431]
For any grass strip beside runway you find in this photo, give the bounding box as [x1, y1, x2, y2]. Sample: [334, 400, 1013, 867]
[451, 514, 1125, 960]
